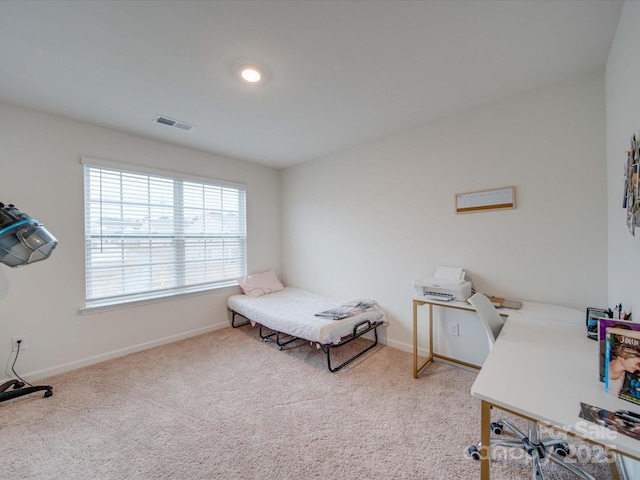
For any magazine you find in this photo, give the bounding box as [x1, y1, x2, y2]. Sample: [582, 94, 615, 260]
[597, 318, 640, 382]
[579, 402, 640, 442]
[315, 299, 376, 320]
[605, 327, 640, 405]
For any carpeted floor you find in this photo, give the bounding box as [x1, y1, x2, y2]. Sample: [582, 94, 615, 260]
[1, 324, 612, 479]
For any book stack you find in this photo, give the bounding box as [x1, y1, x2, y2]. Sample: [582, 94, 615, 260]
[600, 318, 640, 405]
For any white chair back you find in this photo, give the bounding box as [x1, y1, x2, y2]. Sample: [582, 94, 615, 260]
[468, 292, 505, 349]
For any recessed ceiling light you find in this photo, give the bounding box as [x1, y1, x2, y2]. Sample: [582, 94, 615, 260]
[240, 65, 263, 83]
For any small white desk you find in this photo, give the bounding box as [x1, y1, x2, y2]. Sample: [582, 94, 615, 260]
[471, 301, 640, 479]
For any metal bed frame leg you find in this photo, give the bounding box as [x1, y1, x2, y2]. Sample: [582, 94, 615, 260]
[258, 324, 277, 341]
[228, 308, 250, 328]
[258, 325, 300, 350]
[275, 331, 300, 350]
[323, 320, 380, 372]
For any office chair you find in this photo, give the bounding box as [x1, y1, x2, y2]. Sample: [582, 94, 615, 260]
[466, 292, 595, 480]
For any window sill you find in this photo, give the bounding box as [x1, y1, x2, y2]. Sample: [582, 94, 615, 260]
[79, 282, 240, 315]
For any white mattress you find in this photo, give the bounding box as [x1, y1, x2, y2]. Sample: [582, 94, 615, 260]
[227, 287, 386, 345]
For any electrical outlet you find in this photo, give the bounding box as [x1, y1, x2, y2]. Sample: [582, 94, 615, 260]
[12, 336, 27, 352]
[447, 321, 459, 336]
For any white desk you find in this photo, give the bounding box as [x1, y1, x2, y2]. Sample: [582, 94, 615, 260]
[471, 301, 640, 479]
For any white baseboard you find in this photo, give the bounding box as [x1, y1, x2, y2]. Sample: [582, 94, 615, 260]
[1, 321, 229, 384]
[385, 337, 430, 357]
[385, 338, 478, 372]
[2, 325, 436, 385]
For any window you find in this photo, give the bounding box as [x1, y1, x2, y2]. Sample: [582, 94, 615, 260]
[82, 158, 246, 309]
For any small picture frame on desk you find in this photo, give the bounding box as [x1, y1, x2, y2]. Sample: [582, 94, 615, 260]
[586, 307, 608, 340]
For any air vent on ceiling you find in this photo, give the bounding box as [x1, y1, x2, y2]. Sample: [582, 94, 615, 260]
[153, 115, 195, 132]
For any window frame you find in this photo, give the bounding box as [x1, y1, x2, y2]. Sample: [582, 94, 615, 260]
[81, 157, 246, 313]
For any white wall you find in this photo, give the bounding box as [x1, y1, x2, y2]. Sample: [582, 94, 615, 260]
[0, 33, 615, 380]
[606, 1, 640, 472]
[281, 70, 607, 357]
[606, 4, 640, 473]
[607, 0, 640, 317]
[0, 103, 281, 381]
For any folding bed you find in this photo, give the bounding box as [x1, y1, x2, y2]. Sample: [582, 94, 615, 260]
[227, 270, 386, 372]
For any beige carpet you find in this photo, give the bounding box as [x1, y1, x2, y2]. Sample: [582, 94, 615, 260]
[1, 325, 612, 479]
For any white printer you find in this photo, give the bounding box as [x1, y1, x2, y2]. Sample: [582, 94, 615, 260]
[413, 266, 473, 302]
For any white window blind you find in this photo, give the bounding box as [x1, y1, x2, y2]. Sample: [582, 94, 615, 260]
[83, 159, 246, 308]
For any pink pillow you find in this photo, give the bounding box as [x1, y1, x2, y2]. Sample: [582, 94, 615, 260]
[237, 269, 285, 297]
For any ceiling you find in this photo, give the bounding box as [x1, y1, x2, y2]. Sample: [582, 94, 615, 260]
[0, 0, 623, 169]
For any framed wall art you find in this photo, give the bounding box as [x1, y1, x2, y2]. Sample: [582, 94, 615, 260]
[624, 132, 640, 236]
[455, 186, 516, 214]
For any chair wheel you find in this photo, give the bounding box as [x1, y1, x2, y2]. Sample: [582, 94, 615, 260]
[490, 422, 503, 435]
[12, 382, 25, 390]
[554, 443, 570, 457]
[468, 445, 481, 461]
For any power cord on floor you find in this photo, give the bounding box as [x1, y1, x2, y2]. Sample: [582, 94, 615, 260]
[10, 340, 32, 387]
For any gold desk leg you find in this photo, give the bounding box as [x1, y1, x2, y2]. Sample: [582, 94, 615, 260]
[429, 303, 433, 362]
[480, 400, 491, 480]
[609, 450, 621, 480]
[413, 300, 434, 378]
[413, 300, 418, 378]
